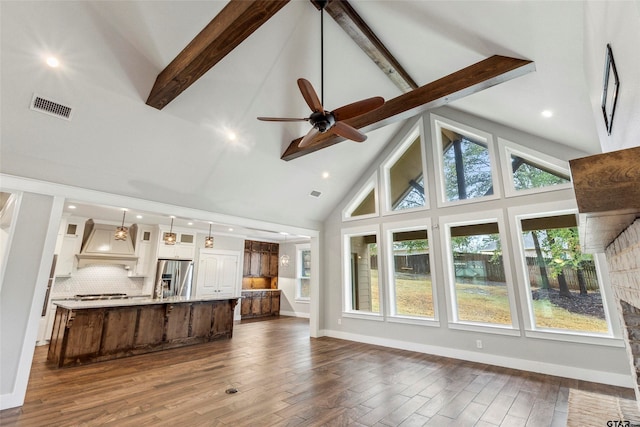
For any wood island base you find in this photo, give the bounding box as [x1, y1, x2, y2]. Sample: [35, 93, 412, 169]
[47, 297, 239, 368]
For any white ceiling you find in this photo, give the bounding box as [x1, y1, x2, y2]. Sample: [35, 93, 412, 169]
[0, 1, 599, 233]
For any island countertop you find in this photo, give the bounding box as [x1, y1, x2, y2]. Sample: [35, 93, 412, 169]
[48, 296, 240, 368]
[53, 295, 241, 310]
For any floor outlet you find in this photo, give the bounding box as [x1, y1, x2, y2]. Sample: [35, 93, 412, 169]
[476, 339, 483, 349]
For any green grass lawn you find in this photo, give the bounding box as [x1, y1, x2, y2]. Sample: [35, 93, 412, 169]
[368, 270, 608, 333]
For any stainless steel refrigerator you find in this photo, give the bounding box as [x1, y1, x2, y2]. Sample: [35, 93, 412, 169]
[154, 259, 193, 298]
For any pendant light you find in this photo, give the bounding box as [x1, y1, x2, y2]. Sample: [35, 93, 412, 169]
[164, 217, 176, 245]
[114, 210, 128, 241]
[204, 223, 214, 248]
[280, 233, 290, 267]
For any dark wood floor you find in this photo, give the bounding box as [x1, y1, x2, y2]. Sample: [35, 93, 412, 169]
[1, 316, 634, 426]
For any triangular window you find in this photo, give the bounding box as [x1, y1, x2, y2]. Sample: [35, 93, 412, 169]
[343, 173, 378, 220]
[499, 139, 571, 197]
[382, 125, 427, 213]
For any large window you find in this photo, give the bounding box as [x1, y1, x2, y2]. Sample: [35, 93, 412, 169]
[296, 245, 310, 300]
[386, 223, 435, 320]
[343, 229, 381, 315]
[517, 213, 611, 335]
[443, 214, 516, 330]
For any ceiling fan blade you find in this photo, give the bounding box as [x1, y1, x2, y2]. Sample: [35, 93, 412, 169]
[332, 96, 385, 121]
[332, 121, 367, 143]
[297, 78, 324, 113]
[298, 127, 321, 148]
[257, 117, 308, 122]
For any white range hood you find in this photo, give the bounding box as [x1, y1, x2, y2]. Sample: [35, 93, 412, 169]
[76, 220, 138, 269]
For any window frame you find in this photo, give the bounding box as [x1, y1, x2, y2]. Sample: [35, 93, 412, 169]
[380, 121, 430, 216]
[498, 138, 573, 198]
[508, 200, 623, 346]
[341, 224, 384, 320]
[295, 243, 311, 302]
[382, 218, 439, 326]
[439, 209, 520, 335]
[342, 172, 379, 222]
[431, 114, 502, 208]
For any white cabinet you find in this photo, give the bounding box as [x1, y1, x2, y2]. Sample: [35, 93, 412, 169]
[131, 225, 155, 277]
[195, 250, 241, 298]
[157, 229, 195, 259]
[54, 218, 84, 276]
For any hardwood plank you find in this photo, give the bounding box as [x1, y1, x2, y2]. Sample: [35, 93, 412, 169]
[281, 55, 535, 160]
[146, 0, 290, 109]
[1, 317, 635, 426]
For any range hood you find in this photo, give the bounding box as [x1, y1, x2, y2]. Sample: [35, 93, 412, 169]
[76, 220, 138, 269]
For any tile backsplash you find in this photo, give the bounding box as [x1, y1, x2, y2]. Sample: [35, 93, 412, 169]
[53, 265, 146, 297]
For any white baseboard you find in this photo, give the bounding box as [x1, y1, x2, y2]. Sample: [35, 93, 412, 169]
[1, 391, 25, 411]
[322, 329, 633, 388]
[279, 310, 310, 319]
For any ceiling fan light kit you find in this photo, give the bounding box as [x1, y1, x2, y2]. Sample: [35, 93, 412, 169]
[258, 0, 384, 150]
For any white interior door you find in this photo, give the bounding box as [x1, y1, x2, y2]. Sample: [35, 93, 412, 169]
[196, 250, 240, 298]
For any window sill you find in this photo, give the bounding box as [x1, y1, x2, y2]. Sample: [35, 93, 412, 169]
[342, 311, 385, 321]
[524, 329, 624, 347]
[448, 322, 521, 337]
[295, 298, 310, 304]
[388, 315, 440, 327]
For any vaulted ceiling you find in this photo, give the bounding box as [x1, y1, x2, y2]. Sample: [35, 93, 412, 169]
[0, 1, 596, 232]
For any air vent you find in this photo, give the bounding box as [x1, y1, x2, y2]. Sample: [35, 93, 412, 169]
[310, 190, 322, 198]
[30, 94, 73, 120]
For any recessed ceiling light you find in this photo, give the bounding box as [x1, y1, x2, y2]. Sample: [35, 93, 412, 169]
[68, 205, 76, 209]
[136, 215, 143, 219]
[322, 171, 330, 179]
[46, 56, 60, 68]
[228, 228, 234, 232]
[541, 110, 553, 118]
[188, 222, 193, 226]
[227, 131, 237, 141]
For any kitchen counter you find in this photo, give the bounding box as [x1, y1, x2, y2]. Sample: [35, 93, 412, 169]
[53, 295, 240, 310]
[47, 296, 239, 368]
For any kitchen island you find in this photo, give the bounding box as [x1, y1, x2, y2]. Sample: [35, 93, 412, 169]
[47, 296, 239, 368]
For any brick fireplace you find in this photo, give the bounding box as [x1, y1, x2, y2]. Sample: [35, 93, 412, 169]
[606, 219, 640, 404]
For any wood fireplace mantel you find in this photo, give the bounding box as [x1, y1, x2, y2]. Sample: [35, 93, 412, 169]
[569, 146, 640, 253]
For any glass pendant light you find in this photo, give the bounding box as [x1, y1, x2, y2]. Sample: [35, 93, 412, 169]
[164, 217, 176, 245]
[114, 210, 128, 241]
[205, 223, 214, 248]
[280, 233, 289, 267]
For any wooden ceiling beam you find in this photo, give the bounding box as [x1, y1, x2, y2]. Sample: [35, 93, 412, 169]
[146, 0, 290, 110]
[281, 55, 535, 161]
[312, 0, 418, 93]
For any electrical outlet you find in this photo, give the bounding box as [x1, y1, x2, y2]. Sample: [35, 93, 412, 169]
[476, 339, 483, 349]
[337, 318, 342, 325]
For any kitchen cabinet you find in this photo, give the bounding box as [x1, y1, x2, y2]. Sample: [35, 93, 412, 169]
[55, 218, 85, 276]
[195, 250, 241, 298]
[243, 240, 279, 278]
[240, 290, 280, 318]
[130, 224, 155, 276]
[157, 228, 195, 259]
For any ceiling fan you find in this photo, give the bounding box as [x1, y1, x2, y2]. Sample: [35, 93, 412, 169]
[257, 0, 384, 148]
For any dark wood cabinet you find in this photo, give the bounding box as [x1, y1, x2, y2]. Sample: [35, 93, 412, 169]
[240, 290, 280, 318]
[243, 239, 279, 279]
[47, 298, 239, 368]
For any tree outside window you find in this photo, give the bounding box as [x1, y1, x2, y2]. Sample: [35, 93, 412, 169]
[520, 214, 609, 334]
[297, 247, 310, 300]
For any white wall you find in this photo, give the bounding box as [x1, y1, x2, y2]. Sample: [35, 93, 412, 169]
[319, 106, 632, 387]
[0, 192, 62, 409]
[278, 241, 310, 318]
[584, 1, 640, 152]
